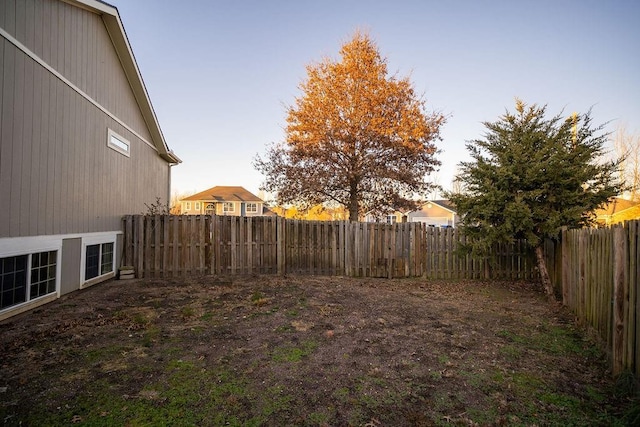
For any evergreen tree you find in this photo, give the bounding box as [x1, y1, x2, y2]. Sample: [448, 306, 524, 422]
[448, 100, 624, 299]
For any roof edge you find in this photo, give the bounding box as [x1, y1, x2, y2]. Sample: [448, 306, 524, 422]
[67, 0, 179, 165]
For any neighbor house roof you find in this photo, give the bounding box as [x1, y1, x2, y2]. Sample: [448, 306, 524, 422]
[417, 200, 457, 213]
[595, 197, 638, 217]
[182, 186, 263, 202]
[69, 0, 180, 164]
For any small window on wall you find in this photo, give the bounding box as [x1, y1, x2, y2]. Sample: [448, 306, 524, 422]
[195, 202, 201, 211]
[107, 129, 130, 157]
[223, 202, 235, 213]
[246, 203, 258, 213]
[1, 251, 57, 310]
[184, 202, 191, 211]
[85, 242, 114, 281]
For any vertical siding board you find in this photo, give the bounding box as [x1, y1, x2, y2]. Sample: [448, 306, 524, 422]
[9, 45, 24, 236]
[80, 95, 90, 232]
[0, 38, 12, 237]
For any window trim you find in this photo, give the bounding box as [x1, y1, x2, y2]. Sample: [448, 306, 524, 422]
[184, 201, 192, 211]
[80, 234, 117, 288]
[107, 128, 131, 157]
[194, 202, 201, 211]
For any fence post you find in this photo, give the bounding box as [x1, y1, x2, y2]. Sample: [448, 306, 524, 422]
[625, 221, 637, 376]
[122, 215, 133, 267]
[276, 216, 285, 275]
[132, 215, 142, 278]
[612, 225, 628, 376]
[561, 227, 569, 306]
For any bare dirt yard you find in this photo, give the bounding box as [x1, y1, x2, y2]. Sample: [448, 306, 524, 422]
[1, 275, 637, 426]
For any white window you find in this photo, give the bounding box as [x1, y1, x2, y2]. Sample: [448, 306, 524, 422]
[223, 202, 235, 213]
[81, 234, 117, 286]
[205, 203, 215, 215]
[107, 128, 130, 157]
[246, 203, 258, 214]
[195, 202, 201, 211]
[84, 243, 114, 281]
[1, 251, 58, 310]
[184, 202, 192, 211]
[386, 215, 397, 224]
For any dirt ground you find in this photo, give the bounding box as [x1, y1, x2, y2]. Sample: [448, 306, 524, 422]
[0, 275, 635, 426]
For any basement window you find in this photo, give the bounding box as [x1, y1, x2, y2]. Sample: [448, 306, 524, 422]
[1, 251, 57, 310]
[107, 128, 130, 157]
[85, 242, 114, 281]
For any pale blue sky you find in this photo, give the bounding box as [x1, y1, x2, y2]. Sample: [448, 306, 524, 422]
[114, 0, 640, 199]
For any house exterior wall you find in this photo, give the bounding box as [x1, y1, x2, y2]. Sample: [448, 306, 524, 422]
[408, 204, 456, 227]
[0, 0, 173, 319]
[181, 201, 264, 216]
[0, 0, 170, 237]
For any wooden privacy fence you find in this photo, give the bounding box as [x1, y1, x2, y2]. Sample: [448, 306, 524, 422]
[121, 215, 638, 377]
[559, 222, 640, 377]
[122, 215, 537, 280]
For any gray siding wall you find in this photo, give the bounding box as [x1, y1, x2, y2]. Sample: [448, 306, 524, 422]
[60, 237, 81, 295]
[0, 0, 171, 238]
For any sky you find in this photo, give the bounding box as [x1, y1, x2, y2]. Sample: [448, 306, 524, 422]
[114, 0, 640, 201]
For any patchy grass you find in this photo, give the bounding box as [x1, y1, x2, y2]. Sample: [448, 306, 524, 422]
[0, 275, 636, 426]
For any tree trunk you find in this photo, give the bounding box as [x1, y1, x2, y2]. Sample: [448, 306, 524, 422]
[348, 182, 359, 222]
[535, 245, 555, 301]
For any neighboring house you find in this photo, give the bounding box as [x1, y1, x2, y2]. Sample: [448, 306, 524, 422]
[407, 200, 458, 227]
[363, 200, 457, 227]
[595, 198, 640, 226]
[180, 186, 266, 216]
[364, 211, 406, 224]
[0, 0, 180, 320]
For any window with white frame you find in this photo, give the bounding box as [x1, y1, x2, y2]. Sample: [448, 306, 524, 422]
[184, 202, 191, 211]
[107, 129, 130, 157]
[246, 203, 258, 214]
[205, 203, 214, 215]
[1, 250, 57, 310]
[386, 215, 397, 224]
[84, 242, 114, 281]
[195, 202, 201, 211]
[223, 202, 235, 213]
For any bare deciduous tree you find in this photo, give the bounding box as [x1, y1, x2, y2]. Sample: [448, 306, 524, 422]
[612, 125, 640, 201]
[255, 32, 445, 221]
